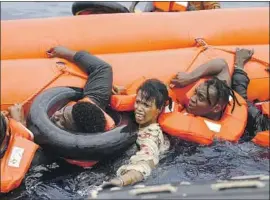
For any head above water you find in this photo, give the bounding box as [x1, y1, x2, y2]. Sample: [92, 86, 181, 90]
[135, 79, 170, 128]
[186, 77, 240, 120]
[51, 101, 106, 133]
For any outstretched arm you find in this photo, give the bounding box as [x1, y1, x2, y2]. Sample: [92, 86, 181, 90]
[104, 124, 169, 187]
[170, 58, 231, 88]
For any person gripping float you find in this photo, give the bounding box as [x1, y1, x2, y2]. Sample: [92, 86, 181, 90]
[169, 48, 269, 143]
[0, 46, 118, 193]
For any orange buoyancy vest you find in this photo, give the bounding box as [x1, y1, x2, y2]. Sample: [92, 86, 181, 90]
[159, 94, 247, 145]
[111, 88, 247, 145]
[252, 101, 269, 147]
[159, 79, 248, 145]
[1, 118, 39, 193]
[110, 76, 177, 112]
[111, 77, 248, 145]
[110, 76, 146, 111]
[63, 97, 115, 168]
[110, 76, 249, 145]
[252, 131, 269, 147]
[153, 1, 188, 12]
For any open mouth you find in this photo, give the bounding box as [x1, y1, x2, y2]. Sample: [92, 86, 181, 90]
[135, 112, 144, 121]
[188, 101, 195, 109]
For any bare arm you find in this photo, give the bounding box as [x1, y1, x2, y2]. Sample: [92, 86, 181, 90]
[171, 58, 231, 88]
[104, 124, 169, 187]
[189, 58, 231, 85]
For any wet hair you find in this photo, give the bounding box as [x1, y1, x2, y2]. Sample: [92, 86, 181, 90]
[0, 113, 7, 145]
[72, 102, 106, 133]
[137, 79, 172, 110]
[205, 77, 241, 113]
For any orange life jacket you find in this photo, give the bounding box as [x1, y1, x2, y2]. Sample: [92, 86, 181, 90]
[159, 80, 247, 145]
[153, 1, 188, 12]
[63, 97, 115, 168]
[111, 76, 146, 111]
[110, 76, 177, 111]
[0, 118, 39, 193]
[110, 78, 247, 145]
[252, 101, 269, 147]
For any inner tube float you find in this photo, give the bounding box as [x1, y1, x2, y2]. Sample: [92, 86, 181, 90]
[72, 2, 129, 16]
[27, 86, 138, 161]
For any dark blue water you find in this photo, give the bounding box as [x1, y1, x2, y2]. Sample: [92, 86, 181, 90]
[1, 139, 268, 199]
[1, 2, 269, 199]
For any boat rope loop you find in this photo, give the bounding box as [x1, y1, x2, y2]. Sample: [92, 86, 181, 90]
[21, 61, 88, 107]
[194, 38, 269, 68]
[19, 41, 269, 109]
[214, 46, 269, 68]
[185, 38, 209, 71]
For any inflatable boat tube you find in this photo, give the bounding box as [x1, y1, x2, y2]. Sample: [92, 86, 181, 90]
[27, 86, 138, 161]
[72, 2, 129, 15]
[1, 7, 268, 59]
[92, 175, 269, 199]
[1, 44, 268, 114]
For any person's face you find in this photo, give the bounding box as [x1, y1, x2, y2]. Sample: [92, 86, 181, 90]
[50, 105, 77, 131]
[186, 83, 222, 116]
[134, 90, 161, 128]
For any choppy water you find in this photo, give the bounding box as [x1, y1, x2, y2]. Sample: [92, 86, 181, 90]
[1, 140, 269, 199]
[1, 1, 269, 199]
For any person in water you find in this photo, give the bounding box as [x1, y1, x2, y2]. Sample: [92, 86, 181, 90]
[47, 46, 114, 133]
[103, 79, 171, 187]
[170, 48, 269, 140]
[0, 108, 56, 193]
[0, 46, 114, 193]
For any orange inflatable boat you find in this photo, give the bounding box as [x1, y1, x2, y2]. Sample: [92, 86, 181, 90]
[1, 44, 269, 146]
[1, 8, 269, 146]
[1, 7, 269, 60]
[1, 44, 269, 114]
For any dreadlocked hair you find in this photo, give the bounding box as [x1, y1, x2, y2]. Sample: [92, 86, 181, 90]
[137, 79, 172, 111]
[205, 77, 241, 113]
